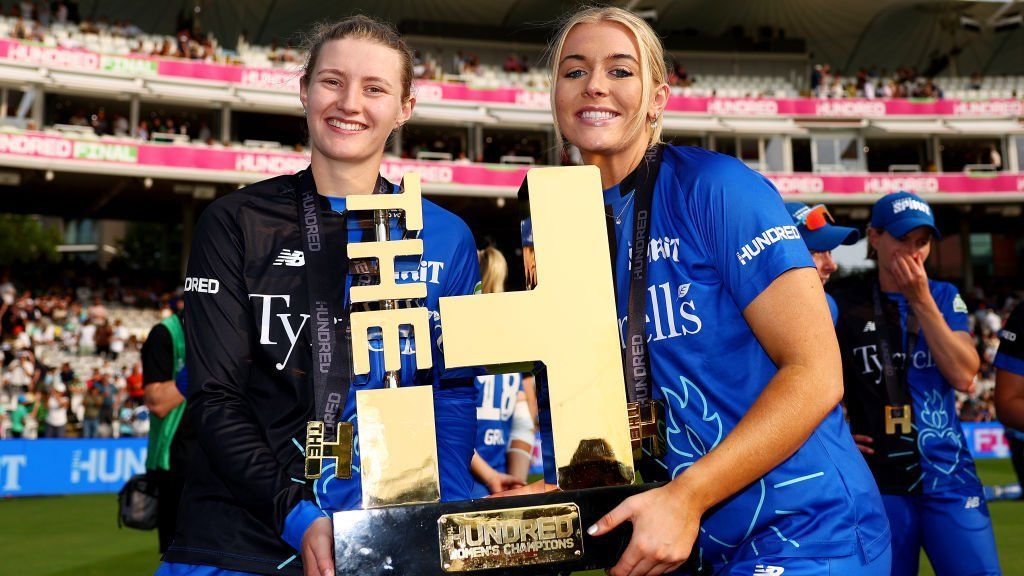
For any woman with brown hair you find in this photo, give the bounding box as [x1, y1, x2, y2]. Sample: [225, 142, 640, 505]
[158, 15, 481, 576]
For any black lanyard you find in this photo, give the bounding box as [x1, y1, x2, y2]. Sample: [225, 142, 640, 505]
[608, 145, 664, 404]
[871, 282, 918, 407]
[294, 171, 390, 441]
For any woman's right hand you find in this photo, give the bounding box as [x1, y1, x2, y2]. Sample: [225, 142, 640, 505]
[301, 516, 334, 576]
[852, 434, 875, 455]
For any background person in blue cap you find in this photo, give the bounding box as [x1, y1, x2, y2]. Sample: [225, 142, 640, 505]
[786, 202, 859, 324]
[831, 191, 1000, 576]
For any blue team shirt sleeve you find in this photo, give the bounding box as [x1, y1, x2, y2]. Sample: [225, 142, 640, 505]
[682, 151, 813, 311]
[995, 305, 1024, 376]
[826, 293, 839, 326]
[936, 282, 970, 332]
[280, 499, 327, 552]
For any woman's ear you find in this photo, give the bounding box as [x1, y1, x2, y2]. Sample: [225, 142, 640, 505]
[866, 227, 881, 250]
[648, 82, 670, 122]
[398, 95, 416, 127]
[299, 82, 309, 115]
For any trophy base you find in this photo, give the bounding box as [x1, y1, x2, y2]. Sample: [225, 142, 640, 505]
[333, 482, 665, 575]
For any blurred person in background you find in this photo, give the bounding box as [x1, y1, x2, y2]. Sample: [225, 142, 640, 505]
[82, 384, 102, 438]
[126, 361, 144, 406]
[994, 303, 1024, 496]
[469, 246, 533, 497]
[95, 318, 112, 359]
[832, 191, 999, 576]
[785, 201, 860, 323]
[8, 394, 38, 439]
[142, 301, 189, 554]
[113, 319, 131, 360]
[43, 387, 68, 438]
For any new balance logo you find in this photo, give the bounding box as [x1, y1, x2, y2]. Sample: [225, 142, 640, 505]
[965, 496, 980, 509]
[863, 321, 876, 333]
[273, 249, 304, 267]
[754, 565, 784, 576]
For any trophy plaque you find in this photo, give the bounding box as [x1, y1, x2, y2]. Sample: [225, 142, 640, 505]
[332, 167, 664, 575]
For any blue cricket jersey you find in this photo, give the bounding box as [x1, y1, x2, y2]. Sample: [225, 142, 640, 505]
[601, 147, 889, 567]
[995, 305, 1024, 442]
[886, 283, 982, 493]
[471, 372, 523, 497]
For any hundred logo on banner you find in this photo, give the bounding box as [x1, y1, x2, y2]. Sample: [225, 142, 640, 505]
[1, 438, 148, 497]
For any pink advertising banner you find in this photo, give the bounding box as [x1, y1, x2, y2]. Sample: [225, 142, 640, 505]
[0, 131, 1021, 195]
[1, 39, 1020, 118]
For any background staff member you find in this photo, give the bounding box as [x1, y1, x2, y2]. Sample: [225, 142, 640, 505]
[141, 301, 190, 554]
[832, 191, 1000, 576]
[994, 303, 1024, 495]
[785, 201, 859, 323]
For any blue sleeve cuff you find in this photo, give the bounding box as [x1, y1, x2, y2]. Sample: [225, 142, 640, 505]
[282, 499, 327, 552]
[995, 353, 1024, 377]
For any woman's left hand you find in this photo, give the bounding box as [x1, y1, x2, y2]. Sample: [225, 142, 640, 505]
[587, 480, 703, 576]
[486, 471, 526, 494]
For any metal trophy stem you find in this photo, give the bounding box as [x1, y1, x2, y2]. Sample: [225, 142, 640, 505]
[374, 208, 402, 391]
[347, 177, 441, 511]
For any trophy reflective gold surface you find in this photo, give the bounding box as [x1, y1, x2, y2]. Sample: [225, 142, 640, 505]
[332, 167, 663, 575]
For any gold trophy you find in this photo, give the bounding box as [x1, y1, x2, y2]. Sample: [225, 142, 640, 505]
[332, 167, 660, 575]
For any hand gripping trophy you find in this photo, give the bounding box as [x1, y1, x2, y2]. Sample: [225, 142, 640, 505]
[312, 166, 666, 575]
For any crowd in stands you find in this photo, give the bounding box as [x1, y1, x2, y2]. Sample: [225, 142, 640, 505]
[5, 3, 1023, 102]
[809, 65, 1022, 100]
[6, 1, 220, 62]
[0, 274, 179, 439]
[958, 288, 1022, 423]
[1, 264, 1019, 436]
[810, 64, 945, 99]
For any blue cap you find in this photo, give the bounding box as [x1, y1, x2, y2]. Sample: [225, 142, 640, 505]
[785, 202, 860, 252]
[870, 191, 941, 239]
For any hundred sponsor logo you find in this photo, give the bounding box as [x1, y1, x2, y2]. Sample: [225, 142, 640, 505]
[0, 134, 72, 158]
[736, 225, 801, 266]
[445, 512, 578, 561]
[381, 161, 454, 184]
[235, 153, 309, 174]
[415, 83, 444, 102]
[770, 176, 825, 194]
[954, 100, 1024, 117]
[240, 68, 301, 91]
[707, 99, 778, 116]
[184, 276, 220, 294]
[514, 90, 550, 109]
[3, 42, 99, 69]
[814, 100, 887, 117]
[865, 177, 939, 194]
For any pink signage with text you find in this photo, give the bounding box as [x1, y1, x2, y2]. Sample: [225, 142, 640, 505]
[0, 131, 1021, 196]
[2, 39, 1020, 118]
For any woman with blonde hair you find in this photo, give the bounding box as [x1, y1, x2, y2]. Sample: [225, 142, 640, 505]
[536, 7, 891, 575]
[469, 246, 536, 496]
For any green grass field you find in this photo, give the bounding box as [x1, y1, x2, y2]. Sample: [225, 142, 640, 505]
[1, 460, 1019, 575]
